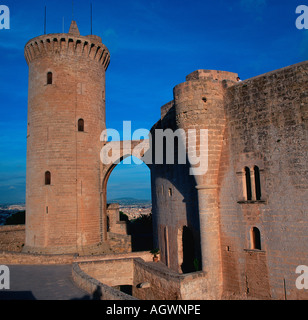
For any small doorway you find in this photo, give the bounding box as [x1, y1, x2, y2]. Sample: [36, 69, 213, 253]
[181, 226, 195, 273]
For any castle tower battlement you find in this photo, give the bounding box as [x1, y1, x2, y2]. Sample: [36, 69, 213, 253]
[185, 69, 237, 82]
[24, 30, 110, 70]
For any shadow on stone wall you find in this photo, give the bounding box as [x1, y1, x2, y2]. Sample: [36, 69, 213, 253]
[149, 113, 202, 273]
[127, 214, 153, 252]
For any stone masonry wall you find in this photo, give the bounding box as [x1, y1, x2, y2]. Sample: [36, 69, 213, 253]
[133, 259, 208, 300]
[74, 255, 208, 300]
[78, 259, 134, 287]
[107, 232, 132, 253]
[151, 61, 307, 300]
[0, 225, 25, 252]
[72, 262, 137, 300]
[219, 61, 308, 300]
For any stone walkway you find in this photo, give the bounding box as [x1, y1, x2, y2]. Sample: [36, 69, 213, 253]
[0, 265, 94, 300]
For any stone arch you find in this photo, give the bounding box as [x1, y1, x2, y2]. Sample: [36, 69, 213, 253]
[100, 140, 151, 241]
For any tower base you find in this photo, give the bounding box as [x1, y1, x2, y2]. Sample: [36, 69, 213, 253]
[22, 242, 113, 256]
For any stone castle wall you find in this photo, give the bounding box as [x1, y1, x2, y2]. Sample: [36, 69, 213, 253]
[219, 61, 308, 300]
[151, 61, 308, 300]
[0, 225, 25, 252]
[151, 70, 238, 299]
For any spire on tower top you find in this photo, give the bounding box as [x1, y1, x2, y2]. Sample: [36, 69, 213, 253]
[68, 20, 80, 36]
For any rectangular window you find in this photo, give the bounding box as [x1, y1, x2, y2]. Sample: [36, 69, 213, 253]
[78, 119, 84, 132]
[47, 72, 52, 85]
[168, 188, 172, 197]
[45, 171, 51, 185]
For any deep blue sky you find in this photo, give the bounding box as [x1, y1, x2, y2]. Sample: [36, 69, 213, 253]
[0, 0, 307, 203]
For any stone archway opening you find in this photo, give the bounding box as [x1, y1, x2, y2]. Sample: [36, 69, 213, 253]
[107, 155, 151, 203]
[102, 154, 152, 252]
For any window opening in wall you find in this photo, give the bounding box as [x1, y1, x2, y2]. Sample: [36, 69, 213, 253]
[45, 171, 51, 185]
[250, 227, 261, 250]
[47, 72, 53, 85]
[245, 167, 252, 201]
[164, 226, 169, 267]
[254, 166, 261, 200]
[78, 118, 84, 132]
[168, 188, 172, 197]
[181, 226, 196, 273]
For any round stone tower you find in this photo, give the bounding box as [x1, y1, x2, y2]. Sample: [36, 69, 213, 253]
[24, 21, 110, 254]
[173, 70, 237, 298]
[151, 69, 238, 298]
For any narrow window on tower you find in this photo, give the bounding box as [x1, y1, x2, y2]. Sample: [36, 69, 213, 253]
[47, 72, 53, 85]
[250, 227, 261, 250]
[78, 118, 84, 132]
[254, 166, 261, 200]
[45, 171, 51, 185]
[244, 167, 252, 201]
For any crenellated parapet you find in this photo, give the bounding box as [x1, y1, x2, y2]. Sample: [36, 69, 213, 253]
[24, 33, 110, 70]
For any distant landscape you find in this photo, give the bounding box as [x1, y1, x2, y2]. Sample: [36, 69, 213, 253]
[108, 198, 152, 221]
[108, 197, 151, 205]
[0, 203, 25, 225]
[0, 198, 152, 225]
